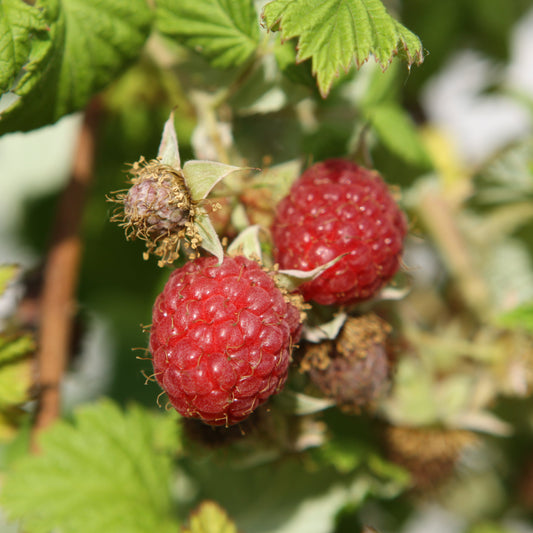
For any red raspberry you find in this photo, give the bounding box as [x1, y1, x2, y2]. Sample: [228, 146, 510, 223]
[271, 159, 407, 305]
[149, 255, 302, 426]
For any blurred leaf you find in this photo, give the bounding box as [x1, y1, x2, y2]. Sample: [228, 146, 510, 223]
[0, 335, 34, 365]
[182, 501, 237, 533]
[498, 301, 533, 333]
[262, 0, 424, 97]
[364, 103, 432, 167]
[155, 0, 260, 68]
[1, 400, 180, 533]
[0, 0, 153, 134]
[0, 265, 19, 296]
[0, 335, 33, 408]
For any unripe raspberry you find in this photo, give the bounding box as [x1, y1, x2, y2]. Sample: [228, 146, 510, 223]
[149, 255, 303, 426]
[301, 314, 392, 411]
[109, 158, 201, 265]
[272, 159, 408, 305]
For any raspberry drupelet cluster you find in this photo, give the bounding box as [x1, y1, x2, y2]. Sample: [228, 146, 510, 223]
[149, 255, 302, 426]
[271, 159, 408, 305]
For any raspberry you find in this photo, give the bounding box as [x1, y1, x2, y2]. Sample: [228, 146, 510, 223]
[149, 255, 302, 426]
[271, 159, 407, 305]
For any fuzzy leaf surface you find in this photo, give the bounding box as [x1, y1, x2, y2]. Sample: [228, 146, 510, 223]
[0, 0, 152, 134]
[0, 400, 179, 533]
[262, 0, 424, 97]
[155, 0, 260, 68]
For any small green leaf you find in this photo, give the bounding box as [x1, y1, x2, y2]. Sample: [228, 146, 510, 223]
[364, 103, 432, 167]
[181, 501, 237, 533]
[0, 334, 34, 410]
[195, 208, 224, 264]
[0, 334, 34, 365]
[498, 302, 533, 333]
[227, 225, 264, 261]
[183, 160, 248, 202]
[1, 400, 180, 533]
[276, 253, 346, 292]
[0, 265, 19, 296]
[262, 0, 424, 97]
[0, 0, 153, 134]
[303, 312, 347, 342]
[155, 0, 260, 68]
[274, 390, 335, 415]
[158, 111, 181, 169]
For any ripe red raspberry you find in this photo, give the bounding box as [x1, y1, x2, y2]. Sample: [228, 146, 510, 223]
[149, 255, 302, 426]
[271, 159, 407, 305]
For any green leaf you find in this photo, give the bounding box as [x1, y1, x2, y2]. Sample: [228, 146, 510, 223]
[1, 400, 180, 533]
[0, 0, 51, 93]
[227, 225, 264, 260]
[262, 0, 424, 97]
[364, 103, 432, 167]
[0, 335, 34, 409]
[0, 0, 152, 134]
[182, 501, 237, 533]
[183, 160, 248, 202]
[0, 265, 19, 296]
[158, 111, 181, 170]
[195, 208, 224, 264]
[498, 301, 533, 333]
[155, 0, 260, 68]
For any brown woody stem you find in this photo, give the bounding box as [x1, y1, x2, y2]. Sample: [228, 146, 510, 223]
[31, 100, 101, 452]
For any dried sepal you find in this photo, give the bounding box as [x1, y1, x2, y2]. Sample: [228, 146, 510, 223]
[108, 157, 203, 267]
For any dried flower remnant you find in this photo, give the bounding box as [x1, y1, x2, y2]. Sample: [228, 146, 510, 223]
[108, 157, 202, 266]
[301, 313, 393, 411]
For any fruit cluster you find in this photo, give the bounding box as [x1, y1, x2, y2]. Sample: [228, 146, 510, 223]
[113, 149, 407, 426]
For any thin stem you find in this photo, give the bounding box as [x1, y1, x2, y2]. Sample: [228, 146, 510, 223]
[417, 188, 490, 321]
[31, 99, 101, 452]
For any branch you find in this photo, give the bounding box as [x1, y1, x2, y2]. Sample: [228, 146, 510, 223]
[31, 99, 101, 452]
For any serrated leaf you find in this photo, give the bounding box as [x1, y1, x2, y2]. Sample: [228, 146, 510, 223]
[263, 0, 424, 97]
[365, 103, 432, 167]
[1, 400, 180, 533]
[195, 208, 224, 264]
[227, 225, 264, 260]
[0, 0, 152, 134]
[182, 501, 237, 533]
[0, 265, 19, 296]
[155, 0, 260, 68]
[0, 0, 51, 93]
[183, 160, 248, 202]
[158, 111, 181, 169]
